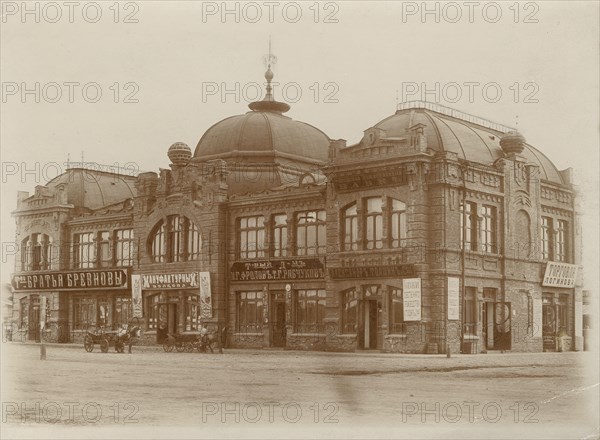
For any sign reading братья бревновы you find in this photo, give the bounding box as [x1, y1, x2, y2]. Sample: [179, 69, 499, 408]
[11, 269, 129, 291]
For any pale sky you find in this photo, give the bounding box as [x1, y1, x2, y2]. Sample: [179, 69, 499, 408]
[1, 1, 598, 289]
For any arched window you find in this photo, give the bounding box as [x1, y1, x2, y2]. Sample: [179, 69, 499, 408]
[21, 233, 52, 271]
[342, 203, 358, 251]
[149, 215, 202, 263]
[296, 210, 326, 256]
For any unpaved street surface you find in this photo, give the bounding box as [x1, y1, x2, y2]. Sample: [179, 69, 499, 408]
[1, 343, 598, 439]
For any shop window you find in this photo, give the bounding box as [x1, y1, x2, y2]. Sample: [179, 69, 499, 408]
[272, 214, 288, 257]
[97, 298, 111, 328]
[115, 229, 134, 266]
[73, 232, 96, 269]
[296, 210, 326, 256]
[295, 289, 326, 333]
[464, 287, 477, 335]
[342, 203, 358, 251]
[115, 296, 132, 326]
[21, 233, 52, 271]
[73, 297, 95, 330]
[238, 216, 265, 259]
[365, 198, 384, 250]
[341, 289, 359, 334]
[146, 294, 160, 330]
[389, 288, 404, 334]
[149, 216, 202, 263]
[185, 295, 200, 331]
[390, 199, 407, 248]
[237, 291, 264, 333]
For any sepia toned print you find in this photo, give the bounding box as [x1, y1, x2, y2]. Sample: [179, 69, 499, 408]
[1, 2, 598, 439]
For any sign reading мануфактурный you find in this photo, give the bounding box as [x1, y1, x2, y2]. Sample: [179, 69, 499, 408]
[11, 269, 129, 291]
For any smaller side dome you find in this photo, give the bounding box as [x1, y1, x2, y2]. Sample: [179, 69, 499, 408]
[500, 131, 526, 156]
[168, 142, 192, 165]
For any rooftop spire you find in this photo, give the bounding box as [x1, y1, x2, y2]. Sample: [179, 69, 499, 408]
[249, 36, 290, 113]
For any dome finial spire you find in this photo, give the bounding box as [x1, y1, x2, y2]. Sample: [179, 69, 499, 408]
[249, 36, 290, 113]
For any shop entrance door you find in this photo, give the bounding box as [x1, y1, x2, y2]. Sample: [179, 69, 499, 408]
[360, 300, 378, 349]
[271, 292, 286, 347]
[542, 304, 556, 351]
[493, 302, 512, 350]
[29, 296, 40, 342]
[156, 302, 178, 344]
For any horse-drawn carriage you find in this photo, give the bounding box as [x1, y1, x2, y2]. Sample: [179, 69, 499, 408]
[162, 330, 215, 353]
[83, 321, 141, 353]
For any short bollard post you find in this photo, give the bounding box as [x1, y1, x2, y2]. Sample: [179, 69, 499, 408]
[218, 323, 223, 354]
[446, 346, 451, 358]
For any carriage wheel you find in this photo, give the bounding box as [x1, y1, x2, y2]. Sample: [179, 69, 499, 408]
[84, 335, 94, 352]
[115, 341, 125, 353]
[163, 340, 174, 352]
[185, 342, 194, 353]
[100, 339, 109, 353]
[175, 341, 185, 352]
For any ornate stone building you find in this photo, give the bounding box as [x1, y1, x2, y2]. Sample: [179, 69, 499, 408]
[9, 67, 583, 353]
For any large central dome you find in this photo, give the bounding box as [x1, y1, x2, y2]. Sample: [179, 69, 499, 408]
[193, 64, 329, 166]
[193, 110, 330, 164]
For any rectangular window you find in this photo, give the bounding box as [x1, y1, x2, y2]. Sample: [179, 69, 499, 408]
[115, 229, 134, 266]
[272, 214, 288, 257]
[389, 288, 404, 333]
[555, 220, 567, 262]
[238, 216, 265, 259]
[237, 291, 264, 332]
[295, 289, 326, 333]
[480, 205, 497, 253]
[390, 199, 407, 248]
[341, 289, 359, 334]
[296, 210, 326, 256]
[114, 296, 132, 326]
[73, 297, 95, 330]
[541, 216, 552, 260]
[73, 232, 96, 269]
[343, 205, 358, 251]
[365, 198, 383, 250]
[461, 202, 477, 251]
